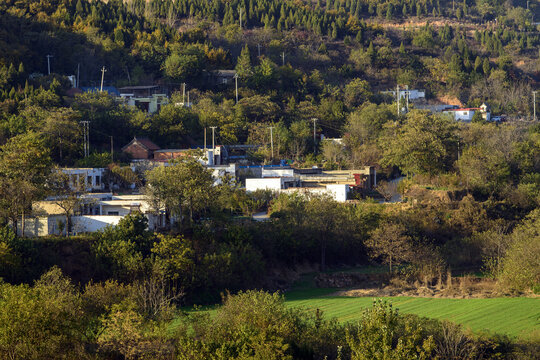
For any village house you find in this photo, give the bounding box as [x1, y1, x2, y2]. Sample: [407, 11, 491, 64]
[244, 166, 376, 202]
[443, 103, 491, 122]
[117, 85, 168, 114]
[122, 137, 161, 160]
[209, 70, 237, 85]
[21, 193, 166, 237]
[60, 168, 105, 192]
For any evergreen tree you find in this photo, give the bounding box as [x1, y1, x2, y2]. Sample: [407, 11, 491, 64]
[482, 58, 490, 75]
[235, 44, 253, 79]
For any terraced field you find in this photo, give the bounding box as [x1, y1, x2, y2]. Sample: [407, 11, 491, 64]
[284, 288, 540, 339]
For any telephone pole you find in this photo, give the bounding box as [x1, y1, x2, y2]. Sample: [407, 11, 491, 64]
[100, 66, 107, 92]
[311, 118, 317, 154]
[268, 126, 274, 159]
[405, 84, 409, 113]
[210, 126, 217, 150]
[204, 127, 207, 150]
[182, 83, 186, 104]
[234, 73, 239, 104]
[46, 55, 53, 75]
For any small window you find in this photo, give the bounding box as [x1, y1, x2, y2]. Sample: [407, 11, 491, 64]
[107, 211, 119, 216]
[463, 111, 468, 115]
[95, 176, 101, 186]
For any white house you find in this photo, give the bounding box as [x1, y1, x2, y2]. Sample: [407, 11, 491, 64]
[261, 168, 294, 178]
[443, 103, 491, 122]
[382, 89, 425, 101]
[246, 178, 286, 192]
[22, 194, 166, 236]
[61, 168, 105, 192]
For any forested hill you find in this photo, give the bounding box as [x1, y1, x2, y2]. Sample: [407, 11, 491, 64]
[0, 0, 538, 152]
[1, 0, 538, 89]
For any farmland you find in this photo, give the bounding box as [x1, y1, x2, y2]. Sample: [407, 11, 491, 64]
[284, 288, 540, 339]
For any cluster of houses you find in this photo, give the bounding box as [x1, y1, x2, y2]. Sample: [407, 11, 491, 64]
[382, 88, 500, 122]
[19, 135, 378, 237]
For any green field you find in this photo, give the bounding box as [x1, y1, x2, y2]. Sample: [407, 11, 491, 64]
[284, 288, 540, 339]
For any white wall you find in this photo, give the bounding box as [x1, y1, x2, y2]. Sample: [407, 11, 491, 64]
[246, 178, 283, 192]
[325, 184, 350, 202]
[72, 215, 123, 233]
[262, 168, 294, 178]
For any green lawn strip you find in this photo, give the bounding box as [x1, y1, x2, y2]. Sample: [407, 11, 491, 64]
[283, 295, 540, 338]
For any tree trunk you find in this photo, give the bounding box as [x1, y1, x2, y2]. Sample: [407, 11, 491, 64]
[21, 210, 25, 237]
[12, 218, 18, 237]
[389, 255, 393, 273]
[66, 213, 70, 237]
[320, 238, 326, 272]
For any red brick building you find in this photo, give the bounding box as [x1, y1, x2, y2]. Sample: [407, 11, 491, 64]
[122, 137, 161, 160]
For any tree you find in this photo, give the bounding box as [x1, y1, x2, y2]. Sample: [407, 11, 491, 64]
[500, 210, 540, 292]
[288, 120, 311, 160]
[305, 195, 344, 272]
[456, 145, 510, 196]
[235, 44, 253, 79]
[344, 78, 372, 109]
[346, 300, 436, 360]
[46, 169, 88, 235]
[0, 268, 86, 359]
[145, 155, 214, 229]
[0, 132, 51, 234]
[366, 221, 413, 272]
[380, 111, 458, 176]
[164, 45, 205, 82]
[41, 108, 81, 164]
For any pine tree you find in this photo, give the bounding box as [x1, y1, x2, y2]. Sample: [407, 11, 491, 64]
[482, 58, 490, 75]
[235, 44, 253, 79]
[399, 41, 405, 54]
[356, 29, 362, 42]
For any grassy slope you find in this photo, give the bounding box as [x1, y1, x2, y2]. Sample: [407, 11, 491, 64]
[284, 288, 540, 339]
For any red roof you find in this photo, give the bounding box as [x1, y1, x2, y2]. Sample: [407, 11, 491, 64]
[137, 138, 160, 151]
[122, 137, 161, 151]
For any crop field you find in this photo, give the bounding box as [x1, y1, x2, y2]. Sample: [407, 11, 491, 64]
[284, 288, 540, 339]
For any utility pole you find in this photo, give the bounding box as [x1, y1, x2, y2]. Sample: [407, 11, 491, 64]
[46, 55, 53, 75]
[257, 43, 261, 57]
[268, 126, 274, 159]
[210, 126, 217, 151]
[234, 73, 239, 104]
[110, 136, 114, 162]
[187, 91, 190, 106]
[204, 127, 207, 150]
[311, 118, 317, 154]
[396, 84, 400, 116]
[182, 83, 186, 104]
[281, 52, 285, 66]
[533, 90, 537, 121]
[405, 84, 409, 113]
[100, 66, 107, 92]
